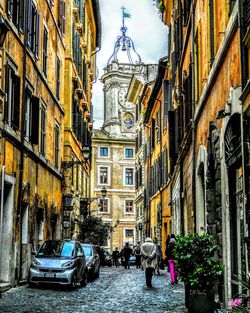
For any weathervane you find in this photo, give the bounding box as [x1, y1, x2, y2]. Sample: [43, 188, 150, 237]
[107, 7, 142, 65]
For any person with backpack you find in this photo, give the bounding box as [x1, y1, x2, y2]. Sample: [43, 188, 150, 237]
[134, 241, 141, 269]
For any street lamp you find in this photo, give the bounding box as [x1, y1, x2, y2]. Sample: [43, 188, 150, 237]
[82, 146, 91, 160]
[101, 186, 107, 198]
[0, 16, 9, 47]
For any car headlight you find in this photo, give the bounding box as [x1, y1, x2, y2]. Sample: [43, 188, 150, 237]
[31, 258, 41, 268]
[62, 260, 75, 268]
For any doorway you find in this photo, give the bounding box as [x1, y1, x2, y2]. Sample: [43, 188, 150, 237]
[0, 176, 15, 283]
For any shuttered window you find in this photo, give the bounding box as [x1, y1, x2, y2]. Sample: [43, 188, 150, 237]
[27, 1, 40, 59]
[162, 80, 169, 129]
[56, 56, 60, 100]
[58, 0, 66, 35]
[168, 111, 176, 173]
[40, 104, 46, 156]
[4, 64, 20, 130]
[54, 123, 60, 169]
[183, 68, 192, 130]
[184, 0, 191, 25]
[245, 0, 250, 26]
[156, 110, 160, 142]
[42, 27, 48, 76]
[7, 0, 24, 32]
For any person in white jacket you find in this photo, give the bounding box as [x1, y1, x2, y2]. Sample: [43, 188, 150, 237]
[141, 237, 157, 288]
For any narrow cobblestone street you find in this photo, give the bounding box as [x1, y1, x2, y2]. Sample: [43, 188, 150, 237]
[0, 267, 186, 313]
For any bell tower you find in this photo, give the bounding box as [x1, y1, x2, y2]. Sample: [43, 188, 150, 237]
[101, 11, 142, 138]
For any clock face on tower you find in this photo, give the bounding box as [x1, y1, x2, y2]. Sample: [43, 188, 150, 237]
[122, 112, 134, 130]
[118, 88, 127, 106]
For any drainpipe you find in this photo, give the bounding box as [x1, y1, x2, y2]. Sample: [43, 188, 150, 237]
[191, 0, 197, 233]
[17, 0, 28, 284]
[0, 165, 5, 283]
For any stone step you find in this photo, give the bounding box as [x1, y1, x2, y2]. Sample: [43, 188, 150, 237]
[0, 283, 11, 293]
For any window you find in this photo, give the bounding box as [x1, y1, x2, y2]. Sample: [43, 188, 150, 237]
[125, 168, 134, 185]
[4, 64, 20, 130]
[99, 167, 108, 184]
[24, 90, 39, 144]
[54, 123, 60, 169]
[162, 80, 169, 129]
[42, 27, 48, 76]
[98, 199, 108, 213]
[194, 31, 200, 103]
[27, 0, 40, 59]
[209, 0, 215, 65]
[40, 104, 46, 156]
[7, 0, 24, 31]
[124, 229, 134, 244]
[184, 0, 191, 25]
[58, 0, 66, 35]
[125, 200, 134, 214]
[100, 147, 108, 157]
[125, 148, 133, 158]
[56, 57, 60, 100]
[156, 110, 160, 142]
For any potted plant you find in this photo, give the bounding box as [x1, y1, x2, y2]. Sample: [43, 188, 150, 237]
[174, 233, 224, 313]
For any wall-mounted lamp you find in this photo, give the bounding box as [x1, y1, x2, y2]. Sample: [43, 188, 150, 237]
[82, 146, 91, 160]
[101, 186, 107, 198]
[216, 109, 231, 120]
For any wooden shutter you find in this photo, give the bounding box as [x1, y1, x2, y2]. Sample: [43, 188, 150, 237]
[31, 96, 39, 145]
[18, 0, 24, 32]
[12, 74, 20, 130]
[35, 10, 40, 59]
[4, 64, 10, 122]
[162, 80, 169, 129]
[168, 110, 176, 173]
[245, 0, 250, 26]
[7, 0, 13, 18]
[62, 0, 66, 34]
[27, 0, 32, 47]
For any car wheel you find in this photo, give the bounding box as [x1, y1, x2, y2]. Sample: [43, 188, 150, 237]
[87, 269, 93, 282]
[70, 273, 77, 290]
[95, 267, 100, 279]
[81, 270, 87, 287]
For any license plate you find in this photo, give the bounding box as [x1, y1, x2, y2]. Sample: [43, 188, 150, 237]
[44, 273, 56, 278]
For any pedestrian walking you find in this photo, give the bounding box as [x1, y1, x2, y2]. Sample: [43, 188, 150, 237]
[112, 247, 120, 267]
[122, 242, 132, 269]
[141, 237, 157, 288]
[154, 237, 162, 275]
[134, 241, 141, 269]
[166, 234, 177, 284]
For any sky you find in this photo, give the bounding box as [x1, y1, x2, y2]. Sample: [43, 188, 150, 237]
[92, 0, 168, 129]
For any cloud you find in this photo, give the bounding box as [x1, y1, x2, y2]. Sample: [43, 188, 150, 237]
[92, 0, 167, 129]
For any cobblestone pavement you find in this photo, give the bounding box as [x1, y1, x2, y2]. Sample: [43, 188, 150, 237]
[0, 267, 186, 313]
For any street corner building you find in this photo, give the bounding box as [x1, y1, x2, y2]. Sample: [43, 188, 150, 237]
[0, 0, 101, 288]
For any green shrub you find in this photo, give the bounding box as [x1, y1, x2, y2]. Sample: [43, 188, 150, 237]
[174, 233, 224, 291]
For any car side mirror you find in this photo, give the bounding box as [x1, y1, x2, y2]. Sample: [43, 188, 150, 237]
[77, 252, 84, 257]
[31, 251, 37, 256]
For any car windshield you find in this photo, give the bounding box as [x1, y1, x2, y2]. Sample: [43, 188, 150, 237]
[83, 245, 92, 257]
[37, 241, 75, 258]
